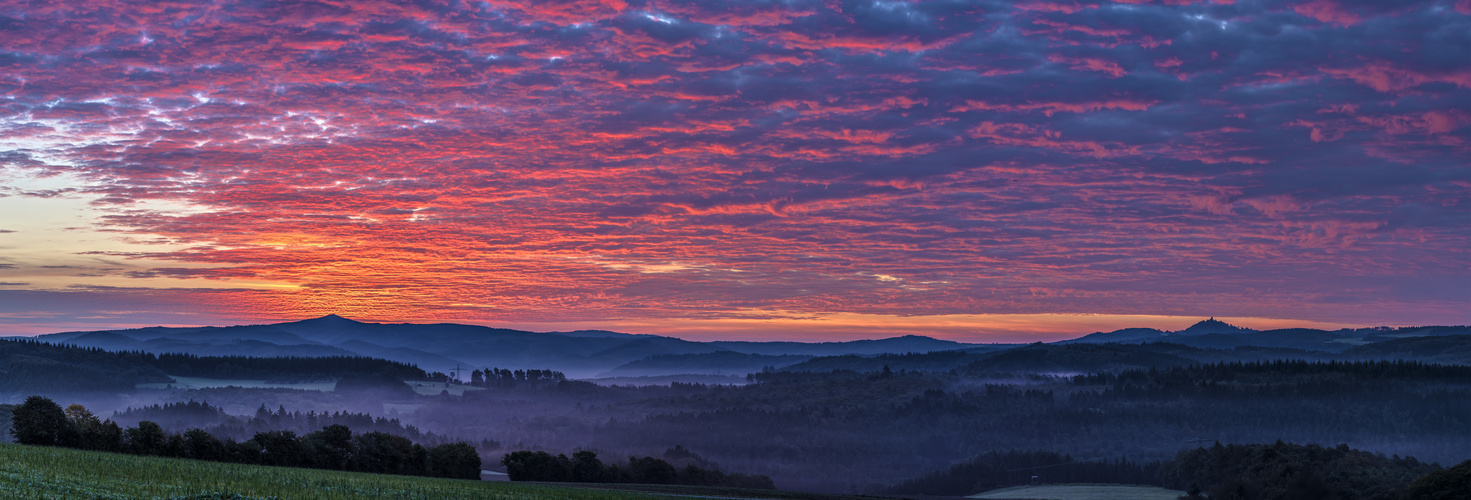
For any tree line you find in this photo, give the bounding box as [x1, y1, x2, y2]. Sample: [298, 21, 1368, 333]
[887, 441, 1463, 500]
[154, 352, 425, 381]
[0, 339, 428, 394]
[9, 395, 481, 480]
[886, 450, 1162, 496]
[500, 448, 774, 489]
[1160, 442, 1442, 500]
[507, 362, 1471, 492]
[467, 368, 567, 388]
[107, 400, 501, 450]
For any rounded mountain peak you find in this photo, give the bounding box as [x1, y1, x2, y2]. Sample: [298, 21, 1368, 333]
[1180, 317, 1251, 334]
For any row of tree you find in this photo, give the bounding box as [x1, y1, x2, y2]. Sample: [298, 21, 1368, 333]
[887, 441, 1462, 500]
[885, 450, 1161, 496]
[154, 352, 425, 381]
[467, 368, 567, 388]
[107, 400, 502, 450]
[10, 396, 481, 480]
[1160, 442, 1441, 500]
[500, 449, 774, 489]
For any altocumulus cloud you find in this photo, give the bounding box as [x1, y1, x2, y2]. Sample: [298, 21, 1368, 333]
[0, 0, 1467, 334]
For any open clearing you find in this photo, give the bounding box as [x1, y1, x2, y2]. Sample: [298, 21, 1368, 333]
[970, 484, 1185, 500]
[408, 380, 488, 396]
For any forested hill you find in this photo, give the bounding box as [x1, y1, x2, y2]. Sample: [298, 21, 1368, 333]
[888, 442, 1442, 500]
[17, 316, 1471, 380]
[1063, 320, 1471, 352]
[773, 342, 1331, 374]
[0, 339, 425, 395]
[19, 315, 986, 378]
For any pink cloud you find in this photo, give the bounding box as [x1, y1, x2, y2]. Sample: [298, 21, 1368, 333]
[1049, 54, 1128, 77]
[1323, 62, 1471, 92]
[1293, 0, 1361, 26]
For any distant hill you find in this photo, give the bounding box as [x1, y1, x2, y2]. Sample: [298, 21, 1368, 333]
[16, 315, 987, 379]
[17, 317, 1471, 380]
[1179, 317, 1253, 335]
[0, 339, 172, 395]
[708, 335, 977, 356]
[1060, 327, 1171, 344]
[1062, 319, 1471, 353]
[966, 343, 1198, 374]
[779, 350, 991, 373]
[773, 342, 1335, 375]
[599, 352, 812, 377]
[1343, 335, 1471, 365]
[0, 338, 422, 400]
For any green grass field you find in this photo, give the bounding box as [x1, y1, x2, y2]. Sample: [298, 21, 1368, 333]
[969, 484, 1185, 500]
[0, 443, 669, 500]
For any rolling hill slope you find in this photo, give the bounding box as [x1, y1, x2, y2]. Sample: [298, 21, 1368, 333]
[16, 316, 986, 379]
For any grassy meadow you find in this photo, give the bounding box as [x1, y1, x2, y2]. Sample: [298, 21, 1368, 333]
[0, 443, 666, 500]
[969, 484, 1185, 500]
[407, 380, 489, 396]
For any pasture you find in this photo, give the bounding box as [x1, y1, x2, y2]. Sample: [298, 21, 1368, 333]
[970, 484, 1186, 500]
[407, 381, 488, 396]
[0, 443, 663, 500]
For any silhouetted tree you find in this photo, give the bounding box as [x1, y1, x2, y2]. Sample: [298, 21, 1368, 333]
[624, 455, 677, 484]
[427, 442, 482, 479]
[304, 424, 355, 470]
[64, 404, 119, 451]
[503, 450, 566, 481]
[354, 431, 422, 475]
[182, 428, 224, 461]
[250, 430, 305, 466]
[571, 450, 606, 482]
[1402, 460, 1471, 500]
[124, 421, 168, 456]
[11, 396, 74, 447]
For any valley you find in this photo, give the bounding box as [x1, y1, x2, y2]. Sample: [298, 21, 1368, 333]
[2, 317, 1469, 498]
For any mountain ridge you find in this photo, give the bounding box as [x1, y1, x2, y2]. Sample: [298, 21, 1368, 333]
[14, 315, 987, 378]
[12, 316, 1471, 379]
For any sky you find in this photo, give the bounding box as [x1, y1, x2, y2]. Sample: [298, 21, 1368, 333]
[0, 0, 1468, 341]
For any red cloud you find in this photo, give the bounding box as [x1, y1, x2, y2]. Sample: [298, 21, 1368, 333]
[1049, 54, 1127, 77]
[1357, 111, 1470, 136]
[0, 0, 1467, 332]
[953, 99, 1157, 116]
[1323, 62, 1471, 92]
[1293, 0, 1360, 26]
[481, 0, 628, 24]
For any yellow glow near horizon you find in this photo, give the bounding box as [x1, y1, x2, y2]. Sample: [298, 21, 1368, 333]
[0, 167, 296, 292]
[470, 312, 1362, 343]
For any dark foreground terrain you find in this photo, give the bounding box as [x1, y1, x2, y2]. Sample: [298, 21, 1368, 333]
[2, 318, 1469, 498]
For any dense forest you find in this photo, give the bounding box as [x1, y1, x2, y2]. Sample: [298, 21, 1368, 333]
[399, 360, 1471, 491]
[889, 442, 1444, 500]
[885, 450, 1162, 495]
[500, 446, 774, 489]
[0, 339, 426, 395]
[3, 334, 1469, 494]
[107, 400, 500, 450]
